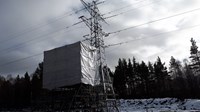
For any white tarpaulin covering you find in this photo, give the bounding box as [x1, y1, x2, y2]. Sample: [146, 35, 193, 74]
[43, 41, 99, 90]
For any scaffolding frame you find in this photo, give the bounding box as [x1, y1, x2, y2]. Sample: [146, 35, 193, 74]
[69, 0, 119, 111]
[39, 0, 119, 111]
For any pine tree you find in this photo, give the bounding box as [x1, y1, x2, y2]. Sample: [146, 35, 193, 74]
[24, 72, 31, 106]
[138, 61, 150, 97]
[31, 62, 43, 100]
[189, 38, 200, 97]
[183, 62, 197, 98]
[126, 59, 133, 97]
[14, 75, 21, 106]
[113, 59, 127, 98]
[131, 57, 138, 97]
[189, 38, 200, 76]
[1, 79, 13, 107]
[169, 56, 182, 78]
[147, 62, 156, 97]
[154, 57, 168, 97]
[169, 56, 187, 98]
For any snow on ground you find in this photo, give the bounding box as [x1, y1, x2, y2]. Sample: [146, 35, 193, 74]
[119, 98, 200, 112]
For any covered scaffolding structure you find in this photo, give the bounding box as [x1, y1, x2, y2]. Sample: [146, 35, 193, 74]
[42, 41, 118, 111]
[41, 0, 119, 111]
[43, 41, 99, 90]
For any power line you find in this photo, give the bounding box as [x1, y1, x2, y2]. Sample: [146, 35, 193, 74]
[0, 15, 90, 53]
[0, 28, 65, 53]
[102, 0, 147, 16]
[0, 0, 155, 52]
[106, 24, 200, 49]
[105, 0, 143, 3]
[0, 9, 86, 45]
[0, 1, 110, 56]
[0, 53, 42, 67]
[107, 7, 200, 35]
[1, 13, 200, 67]
[1, 4, 199, 54]
[0, 1, 153, 55]
[1, 2, 200, 70]
[0, 0, 163, 57]
[0, 27, 84, 68]
[66, 0, 157, 28]
[104, 0, 160, 19]
[0, 17, 88, 55]
[1, 23, 200, 68]
[0, 26, 84, 56]
[0, 19, 88, 57]
[0, 62, 40, 75]
[0, 0, 154, 45]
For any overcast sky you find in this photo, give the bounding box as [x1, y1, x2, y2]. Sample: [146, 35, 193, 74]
[0, 0, 200, 76]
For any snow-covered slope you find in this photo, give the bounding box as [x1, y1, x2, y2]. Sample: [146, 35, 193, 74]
[119, 98, 200, 112]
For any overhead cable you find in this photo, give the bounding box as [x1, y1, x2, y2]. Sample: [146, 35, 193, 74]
[106, 24, 200, 48]
[107, 7, 200, 35]
[1, 23, 200, 68]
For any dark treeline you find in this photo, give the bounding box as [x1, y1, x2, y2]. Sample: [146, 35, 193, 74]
[113, 38, 200, 99]
[0, 63, 43, 109]
[0, 38, 200, 109]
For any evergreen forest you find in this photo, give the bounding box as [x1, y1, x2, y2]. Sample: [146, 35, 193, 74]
[0, 38, 200, 109]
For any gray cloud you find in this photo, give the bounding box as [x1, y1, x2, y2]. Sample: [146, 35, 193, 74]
[0, 0, 199, 76]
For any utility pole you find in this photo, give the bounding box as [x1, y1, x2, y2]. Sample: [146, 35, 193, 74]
[79, 0, 107, 94]
[70, 0, 119, 111]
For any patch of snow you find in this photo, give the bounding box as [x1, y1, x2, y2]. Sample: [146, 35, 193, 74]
[119, 98, 200, 112]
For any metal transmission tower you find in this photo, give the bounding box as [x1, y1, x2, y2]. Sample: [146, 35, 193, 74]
[79, 0, 107, 91]
[69, 0, 119, 111]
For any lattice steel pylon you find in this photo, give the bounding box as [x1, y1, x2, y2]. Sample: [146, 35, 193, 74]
[69, 0, 119, 112]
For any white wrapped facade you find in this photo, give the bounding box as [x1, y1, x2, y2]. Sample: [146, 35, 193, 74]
[43, 41, 99, 90]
